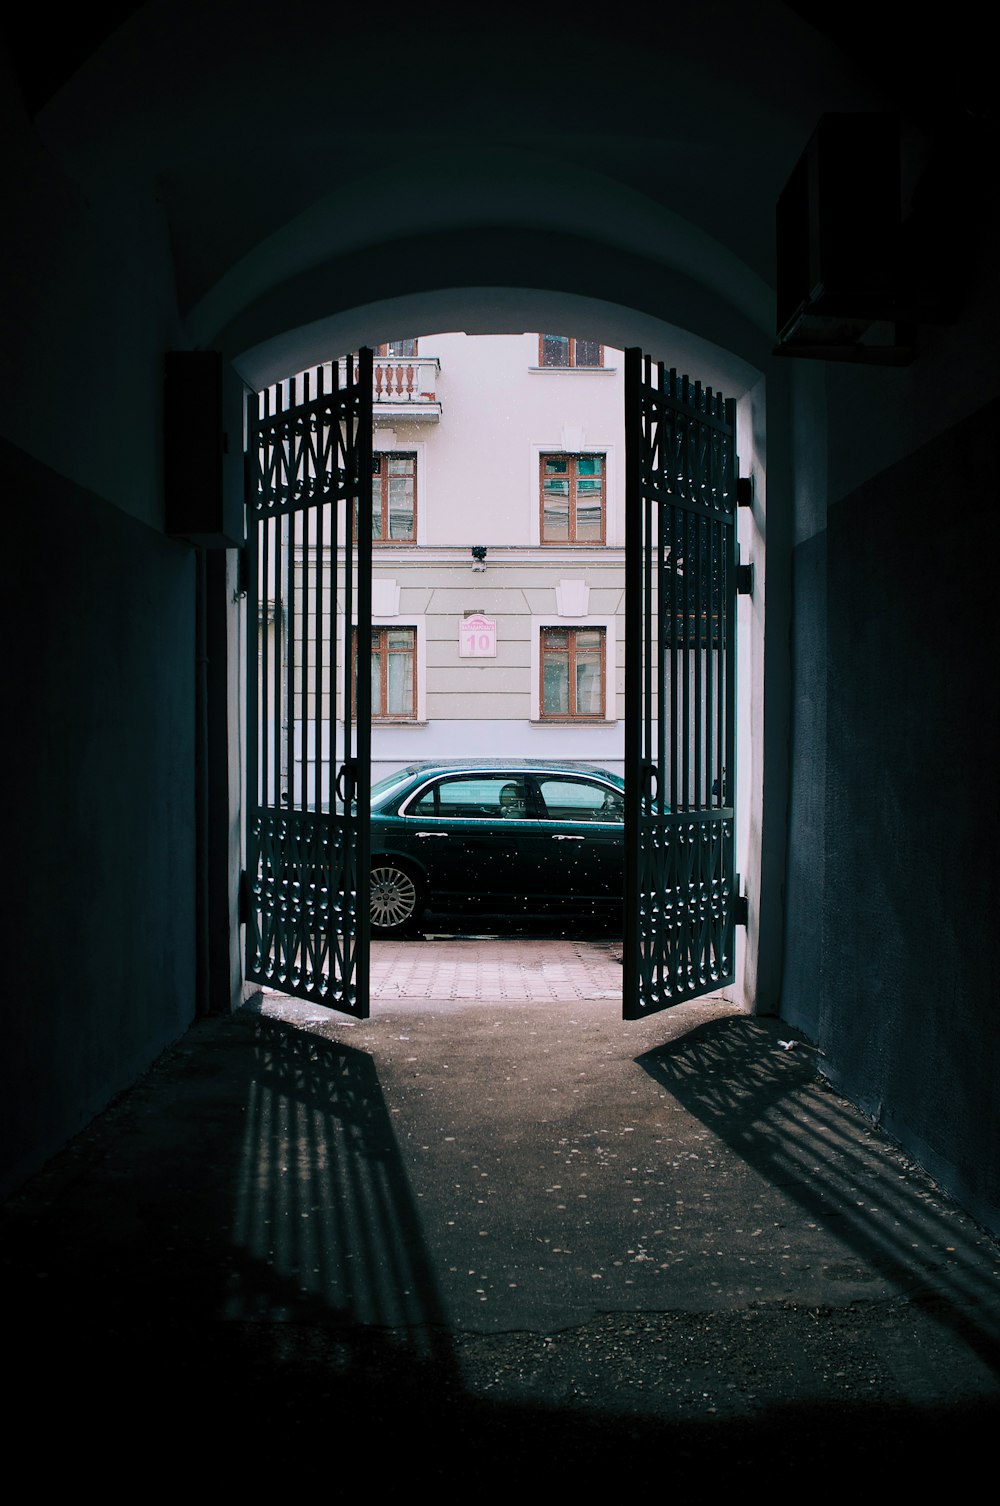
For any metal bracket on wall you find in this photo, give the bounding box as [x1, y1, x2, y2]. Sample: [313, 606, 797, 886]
[736, 562, 755, 596]
[737, 476, 754, 507]
[734, 890, 749, 927]
[238, 869, 249, 926]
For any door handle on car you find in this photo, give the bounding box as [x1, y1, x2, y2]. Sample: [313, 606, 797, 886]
[552, 834, 585, 842]
[415, 831, 449, 838]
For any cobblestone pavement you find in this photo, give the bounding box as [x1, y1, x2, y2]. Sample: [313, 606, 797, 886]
[369, 934, 631, 1003]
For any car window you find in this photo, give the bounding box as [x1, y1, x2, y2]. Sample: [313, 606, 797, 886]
[537, 776, 624, 823]
[406, 774, 537, 820]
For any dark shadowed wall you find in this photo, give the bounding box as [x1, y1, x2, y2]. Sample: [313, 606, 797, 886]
[4, 442, 196, 1195]
[784, 400, 999, 1230]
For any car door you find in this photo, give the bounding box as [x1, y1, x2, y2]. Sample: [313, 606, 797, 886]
[530, 773, 625, 912]
[399, 772, 542, 913]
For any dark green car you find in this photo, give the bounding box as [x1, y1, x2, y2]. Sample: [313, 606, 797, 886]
[369, 760, 625, 935]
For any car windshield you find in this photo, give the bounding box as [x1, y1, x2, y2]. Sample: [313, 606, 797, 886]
[370, 769, 419, 805]
[344, 768, 422, 813]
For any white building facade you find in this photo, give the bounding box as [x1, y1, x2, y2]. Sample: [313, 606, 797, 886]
[353, 331, 626, 781]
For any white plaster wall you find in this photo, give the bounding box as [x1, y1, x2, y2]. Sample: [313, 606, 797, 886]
[375, 332, 625, 549]
[362, 333, 629, 771]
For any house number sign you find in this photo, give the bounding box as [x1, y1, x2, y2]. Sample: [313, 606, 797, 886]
[460, 613, 497, 657]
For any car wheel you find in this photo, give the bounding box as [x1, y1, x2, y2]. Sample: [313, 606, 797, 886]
[370, 861, 422, 936]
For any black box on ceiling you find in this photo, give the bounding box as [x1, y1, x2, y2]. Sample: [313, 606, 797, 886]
[775, 113, 905, 357]
[164, 350, 246, 548]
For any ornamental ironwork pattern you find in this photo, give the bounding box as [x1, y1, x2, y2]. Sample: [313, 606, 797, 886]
[246, 353, 373, 1017]
[636, 814, 736, 1008]
[248, 808, 361, 1007]
[623, 351, 739, 1017]
[252, 362, 363, 519]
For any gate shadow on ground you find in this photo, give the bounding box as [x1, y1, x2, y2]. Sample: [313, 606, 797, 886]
[225, 1014, 454, 1368]
[1, 1010, 460, 1428]
[636, 1016, 1000, 1377]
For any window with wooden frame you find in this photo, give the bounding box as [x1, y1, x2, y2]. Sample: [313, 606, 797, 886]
[354, 626, 418, 720]
[540, 453, 605, 544]
[371, 451, 416, 542]
[538, 335, 604, 368]
[540, 627, 606, 720]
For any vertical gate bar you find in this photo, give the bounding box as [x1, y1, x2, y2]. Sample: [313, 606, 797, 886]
[682, 501, 691, 812]
[622, 347, 643, 1018]
[707, 513, 716, 807]
[330, 362, 337, 809]
[328, 359, 339, 843]
[286, 377, 298, 811]
[716, 512, 725, 806]
[246, 390, 260, 973]
[354, 347, 373, 1020]
[668, 373, 679, 816]
[349, 355, 361, 999]
[656, 404, 667, 812]
[707, 419, 714, 809]
[260, 396, 270, 810]
[261, 514, 270, 812]
[313, 367, 322, 812]
[694, 382, 704, 817]
[328, 361, 336, 812]
[283, 514, 291, 807]
[301, 378, 311, 811]
[667, 484, 675, 816]
[684, 376, 693, 814]
[258, 413, 268, 813]
[725, 398, 737, 817]
[273, 390, 283, 812]
[272, 386, 286, 980]
[272, 514, 281, 811]
[315, 372, 325, 815]
[648, 369, 657, 997]
[643, 365, 654, 784]
[343, 359, 355, 772]
[346, 354, 360, 1002]
[694, 502, 703, 811]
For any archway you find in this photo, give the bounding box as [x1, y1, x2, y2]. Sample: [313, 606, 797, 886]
[219, 287, 779, 1023]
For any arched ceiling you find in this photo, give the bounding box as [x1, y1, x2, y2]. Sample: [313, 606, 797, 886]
[2, 1, 977, 383]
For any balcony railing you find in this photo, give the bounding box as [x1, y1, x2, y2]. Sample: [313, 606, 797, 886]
[339, 355, 442, 420]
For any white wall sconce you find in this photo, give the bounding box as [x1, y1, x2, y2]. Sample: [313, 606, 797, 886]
[471, 545, 488, 572]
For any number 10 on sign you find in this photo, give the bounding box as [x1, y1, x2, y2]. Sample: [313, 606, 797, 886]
[460, 614, 497, 657]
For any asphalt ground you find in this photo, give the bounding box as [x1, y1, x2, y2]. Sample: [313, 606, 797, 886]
[2, 935, 998, 1485]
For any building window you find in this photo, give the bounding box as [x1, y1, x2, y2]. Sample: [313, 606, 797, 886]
[375, 339, 418, 357]
[357, 626, 417, 720]
[372, 451, 416, 542]
[540, 627, 606, 720]
[539, 335, 603, 368]
[540, 454, 605, 543]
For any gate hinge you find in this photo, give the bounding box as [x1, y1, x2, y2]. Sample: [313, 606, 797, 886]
[737, 475, 754, 507]
[736, 562, 755, 597]
[238, 869, 250, 925]
[734, 890, 749, 927]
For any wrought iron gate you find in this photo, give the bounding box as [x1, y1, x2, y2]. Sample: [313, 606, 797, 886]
[623, 349, 740, 1018]
[245, 350, 373, 1016]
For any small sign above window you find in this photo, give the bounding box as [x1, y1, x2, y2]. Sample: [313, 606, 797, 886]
[460, 613, 497, 658]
